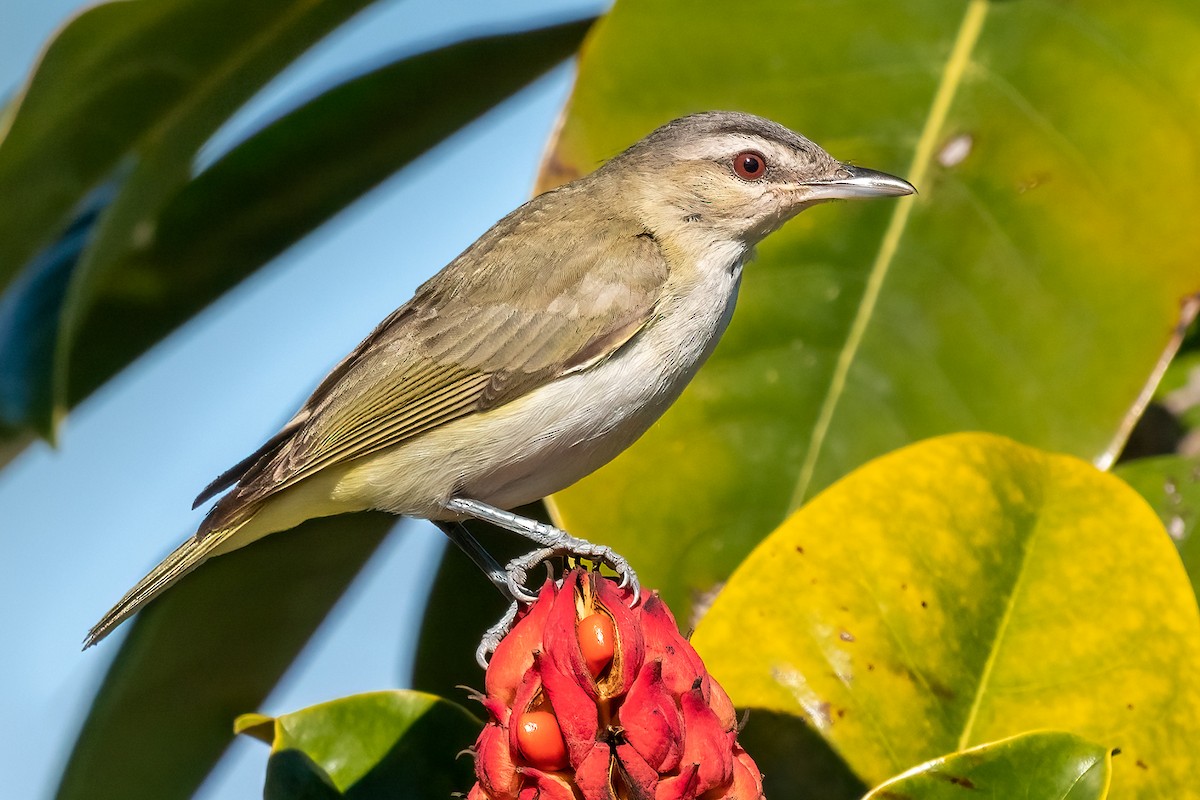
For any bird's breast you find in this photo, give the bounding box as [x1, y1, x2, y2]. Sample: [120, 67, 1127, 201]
[337, 253, 744, 517]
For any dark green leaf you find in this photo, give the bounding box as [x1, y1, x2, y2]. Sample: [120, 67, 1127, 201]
[0, 0, 378, 297]
[0, 11, 592, 441]
[62, 19, 594, 414]
[241, 690, 481, 798]
[56, 512, 395, 800]
[0, 0, 379, 436]
[0, 181, 114, 437]
[264, 750, 343, 800]
[737, 710, 866, 800]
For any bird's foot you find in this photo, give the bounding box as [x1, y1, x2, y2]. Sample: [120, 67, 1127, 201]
[476, 601, 520, 668]
[442, 497, 640, 668]
[444, 497, 641, 605]
[503, 535, 639, 606]
[474, 538, 640, 667]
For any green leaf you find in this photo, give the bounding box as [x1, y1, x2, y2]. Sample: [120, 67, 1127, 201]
[691, 433, 1200, 798]
[57, 513, 395, 800]
[0, 13, 592, 440]
[237, 690, 481, 798]
[863, 731, 1111, 800]
[0, 184, 111, 434]
[545, 0, 1200, 622]
[263, 750, 343, 800]
[0, 0, 380, 436]
[1115, 454, 1200, 598]
[61, 19, 593, 418]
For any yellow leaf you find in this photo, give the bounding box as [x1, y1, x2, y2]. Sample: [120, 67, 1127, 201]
[693, 433, 1200, 798]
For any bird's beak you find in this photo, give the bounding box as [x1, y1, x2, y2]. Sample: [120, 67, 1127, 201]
[801, 164, 916, 201]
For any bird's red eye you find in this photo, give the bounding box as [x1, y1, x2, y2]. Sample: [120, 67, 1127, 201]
[732, 151, 766, 180]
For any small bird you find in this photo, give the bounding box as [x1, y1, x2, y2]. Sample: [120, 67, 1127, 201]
[85, 111, 913, 649]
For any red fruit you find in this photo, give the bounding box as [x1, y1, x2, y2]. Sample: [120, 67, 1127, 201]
[538, 653, 599, 766]
[468, 569, 766, 799]
[515, 711, 569, 771]
[577, 612, 616, 677]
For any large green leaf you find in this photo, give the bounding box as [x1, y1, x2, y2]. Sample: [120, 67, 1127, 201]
[57, 513, 395, 800]
[0, 0, 379, 436]
[63, 19, 593, 417]
[691, 433, 1200, 798]
[863, 732, 1111, 800]
[545, 0, 1200, 621]
[235, 690, 480, 798]
[0, 13, 592, 440]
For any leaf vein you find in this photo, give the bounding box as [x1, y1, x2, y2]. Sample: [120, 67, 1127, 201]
[788, 0, 991, 510]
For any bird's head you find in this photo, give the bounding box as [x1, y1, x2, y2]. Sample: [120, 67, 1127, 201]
[600, 111, 914, 256]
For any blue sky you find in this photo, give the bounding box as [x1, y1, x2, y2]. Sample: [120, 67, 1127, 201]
[0, 0, 604, 796]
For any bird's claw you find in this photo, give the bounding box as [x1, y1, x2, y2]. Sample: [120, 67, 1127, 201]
[476, 601, 519, 668]
[478, 546, 640, 668]
[502, 540, 640, 609]
[467, 510, 641, 668]
[505, 565, 540, 605]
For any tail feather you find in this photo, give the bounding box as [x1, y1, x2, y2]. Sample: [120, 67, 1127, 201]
[84, 524, 244, 648]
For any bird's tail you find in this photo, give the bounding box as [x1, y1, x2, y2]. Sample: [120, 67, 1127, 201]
[83, 522, 247, 648]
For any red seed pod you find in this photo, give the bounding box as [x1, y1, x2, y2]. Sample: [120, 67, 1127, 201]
[474, 722, 519, 797]
[514, 711, 569, 771]
[468, 569, 765, 799]
[619, 660, 683, 773]
[516, 769, 576, 800]
[576, 612, 616, 677]
[486, 577, 558, 707]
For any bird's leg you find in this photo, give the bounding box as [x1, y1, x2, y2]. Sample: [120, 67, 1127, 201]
[444, 497, 640, 606]
[432, 520, 511, 597]
[432, 520, 518, 667]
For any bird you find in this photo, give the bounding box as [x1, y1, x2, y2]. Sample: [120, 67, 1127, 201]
[85, 111, 914, 650]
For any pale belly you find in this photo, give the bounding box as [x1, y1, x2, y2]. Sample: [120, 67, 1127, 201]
[332, 266, 743, 519]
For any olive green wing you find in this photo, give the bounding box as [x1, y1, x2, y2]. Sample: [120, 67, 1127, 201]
[200, 199, 667, 530]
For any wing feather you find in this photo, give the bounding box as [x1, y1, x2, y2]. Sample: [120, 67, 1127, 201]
[201, 188, 669, 532]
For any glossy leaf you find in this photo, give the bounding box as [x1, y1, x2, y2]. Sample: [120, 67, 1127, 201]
[863, 731, 1111, 800]
[1115, 454, 1200, 597]
[236, 690, 481, 798]
[546, 0, 1200, 621]
[0, 0, 379, 436]
[691, 433, 1200, 798]
[63, 20, 592, 417]
[57, 513, 396, 800]
[0, 14, 592, 440]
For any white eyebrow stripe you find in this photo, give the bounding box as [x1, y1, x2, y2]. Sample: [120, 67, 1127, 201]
[674, 133, 776, 161]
